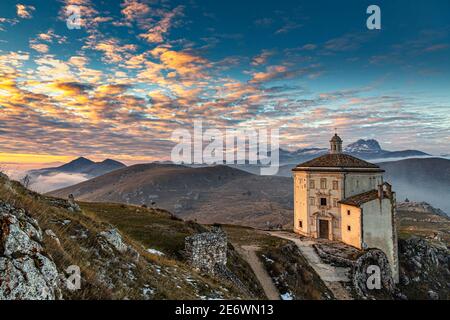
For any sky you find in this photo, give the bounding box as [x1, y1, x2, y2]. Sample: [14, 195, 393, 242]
[0, 0, 449, 168]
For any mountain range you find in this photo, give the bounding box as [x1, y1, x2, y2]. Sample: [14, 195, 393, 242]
[28, 157, 126, 177]
[48, 157, 450, 227]
[48, 163, 293, 228]
[277, 139, 429, 164]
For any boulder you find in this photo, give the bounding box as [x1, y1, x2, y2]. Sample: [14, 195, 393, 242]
[352, 249, 395, 299]
[0, 201, 61, 300]
[98, 228, 140, 262]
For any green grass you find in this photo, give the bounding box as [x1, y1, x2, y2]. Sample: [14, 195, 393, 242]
[222, 224, 287, 248]
[80, 202, 205, 257]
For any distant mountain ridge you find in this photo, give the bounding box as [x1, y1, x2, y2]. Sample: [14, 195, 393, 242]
[278, 138, 429, 164]
[48, 163, 293, 229]
[397, 201, 448, 217]
[28, 157, 126, 178]
[48, 157, 450, 228]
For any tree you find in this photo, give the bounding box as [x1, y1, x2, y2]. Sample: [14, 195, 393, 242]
[21, 174, 31, 188]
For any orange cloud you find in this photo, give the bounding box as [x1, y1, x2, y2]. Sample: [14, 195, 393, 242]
[16, 4, 35, 19]
[139, 6, 183, 43]
[121, 0, 150, 21]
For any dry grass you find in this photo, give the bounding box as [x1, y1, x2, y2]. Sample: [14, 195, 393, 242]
[222, 225, 333, 300]
[0, 175, 253, 300]
[80, 201, 204, 258]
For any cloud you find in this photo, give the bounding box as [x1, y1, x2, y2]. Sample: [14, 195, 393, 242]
[0, 17, 19, 31]
[16, 4, 35, 19]
[275, 21, 302, 34]
[423, 44, 449, 52]
[250, 63, 321, 83]
[30, 43, 49, 53]
[251, 50, 275, 66]
[28, 172, 90, 193]
[88, 38, 137, 64]
[121, 0, 150, 21]
[254, 18, 274, 27]
[139, 6, 184, 43]
[324, 32, 374, 52]
[52, 81, 94, 96]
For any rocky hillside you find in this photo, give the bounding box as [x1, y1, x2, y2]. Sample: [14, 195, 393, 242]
[397, 201, 450, 244]
[0, 172, 263, 300]
[2, 172, 448, 300]
[398, 201, 448, 217]
[397, 237, 449, 300]
[396, 202, 449, 299]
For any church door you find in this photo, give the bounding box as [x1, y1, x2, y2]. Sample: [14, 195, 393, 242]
[319, 220, 329, 239]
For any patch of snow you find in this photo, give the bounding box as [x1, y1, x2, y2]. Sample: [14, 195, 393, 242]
[262, 254, 275, 263]
[146, 248, 165, 256]
[280, 292, 294, 300]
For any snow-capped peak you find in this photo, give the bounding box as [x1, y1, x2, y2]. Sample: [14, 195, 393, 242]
[344, 139, 382, 153]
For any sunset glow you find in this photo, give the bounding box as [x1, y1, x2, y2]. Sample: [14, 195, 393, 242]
[0, 0, 449, 165]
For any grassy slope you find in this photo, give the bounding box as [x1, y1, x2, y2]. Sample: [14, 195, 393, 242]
[80, 202, 204, 258]
[80, 201, 267, 299]
[0, 175, 254, 300]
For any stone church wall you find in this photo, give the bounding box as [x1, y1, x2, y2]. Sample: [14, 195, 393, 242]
[361, 197, 399, 282]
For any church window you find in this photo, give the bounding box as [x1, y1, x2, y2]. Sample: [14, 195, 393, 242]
[309, 180, 315, 189]
[332, 181, 338, 190]
[299, 220, 303, 228]
[320, 178, 327, 189]
[320, 198, 327, 206]
[347, 225, 351, 231]
[347, 210, 351, 216]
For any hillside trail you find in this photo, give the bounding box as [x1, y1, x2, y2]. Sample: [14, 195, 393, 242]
[268, 231, 353, 300]
[236, 245, 281, 300]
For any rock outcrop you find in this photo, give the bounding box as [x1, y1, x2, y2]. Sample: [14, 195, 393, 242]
[67, 194, 81, 213]
[398, 237, 449, 300]
[98, 228, 140, 263]
[0, 201, 61, 300]
[397, 201, 448, 217]
[352, 249, 395, 299]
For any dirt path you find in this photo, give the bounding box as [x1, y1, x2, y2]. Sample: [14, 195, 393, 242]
[269, 231, 353, 300]
[236, 245, 280, 300]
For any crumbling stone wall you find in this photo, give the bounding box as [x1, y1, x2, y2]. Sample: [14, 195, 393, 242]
[185, 227, 252, 297]
[185, 227, 227, 275]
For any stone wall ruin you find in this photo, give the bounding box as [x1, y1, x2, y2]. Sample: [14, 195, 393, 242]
[184, 226, 227, 275]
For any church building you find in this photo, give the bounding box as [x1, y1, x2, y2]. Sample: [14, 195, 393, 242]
[292, 134, 399, 282]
